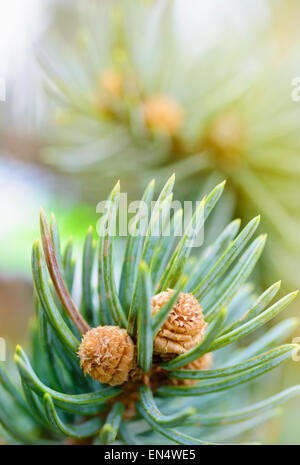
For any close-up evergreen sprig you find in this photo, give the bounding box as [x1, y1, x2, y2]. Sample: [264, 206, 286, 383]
[1, 175, 300, 445]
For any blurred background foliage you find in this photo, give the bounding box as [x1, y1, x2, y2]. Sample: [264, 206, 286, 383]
[37, 0, 300, 290]
[1, 0, 300, 444]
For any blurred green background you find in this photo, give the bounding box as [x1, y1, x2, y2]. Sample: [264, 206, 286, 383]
[1, 0, 300, 444]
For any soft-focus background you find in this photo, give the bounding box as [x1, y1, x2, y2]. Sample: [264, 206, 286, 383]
[1, 0, 300, 444]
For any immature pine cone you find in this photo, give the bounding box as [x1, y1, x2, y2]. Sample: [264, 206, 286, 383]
[99, 69, 123, 97]
[78, 326, 135, 386]
[152, 289, 207, 357]
[205, 112, 245, 164]
[143, 95, 184, 136]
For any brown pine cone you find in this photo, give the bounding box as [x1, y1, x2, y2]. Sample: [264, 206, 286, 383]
[152, 289, 207, 356]
[78, 325, 135, 386]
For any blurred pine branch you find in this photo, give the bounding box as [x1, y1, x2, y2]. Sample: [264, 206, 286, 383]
[37, 0, 300, 289]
